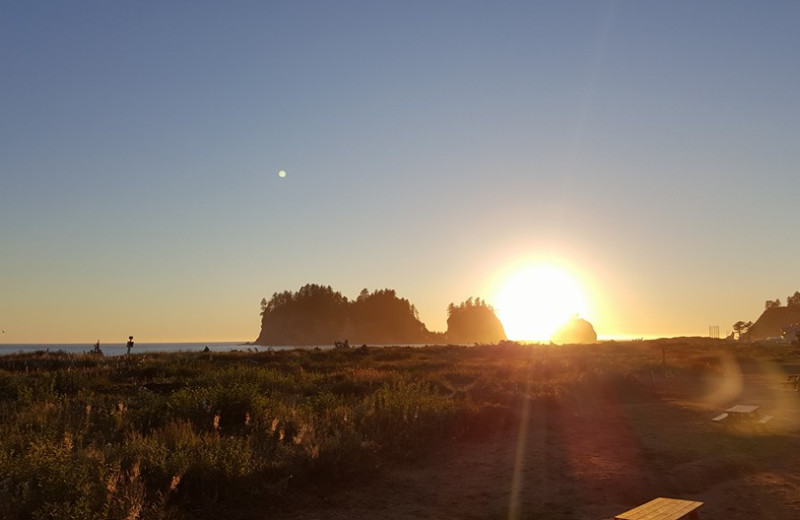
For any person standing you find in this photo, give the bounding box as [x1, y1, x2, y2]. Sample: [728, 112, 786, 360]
[126, 336, 134, 355]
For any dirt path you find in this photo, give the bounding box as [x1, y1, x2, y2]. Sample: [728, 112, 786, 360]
[275, 367, 800, 520]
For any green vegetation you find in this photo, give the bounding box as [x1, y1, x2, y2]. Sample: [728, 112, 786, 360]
[0, 340, 785, 519]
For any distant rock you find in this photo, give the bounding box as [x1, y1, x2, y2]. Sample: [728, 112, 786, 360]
[446, 298, 506, 345]
[550, 316, 597, 344]
[255, 284, 436, 346]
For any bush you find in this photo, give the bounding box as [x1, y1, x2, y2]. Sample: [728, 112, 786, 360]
[361, 378, 457, 458]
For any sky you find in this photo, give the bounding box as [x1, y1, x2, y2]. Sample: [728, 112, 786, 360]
[2, 1, 800, 344]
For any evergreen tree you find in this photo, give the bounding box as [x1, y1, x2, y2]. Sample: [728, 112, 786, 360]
[445, 298, 506, 344]
[256, 284, 432, 346]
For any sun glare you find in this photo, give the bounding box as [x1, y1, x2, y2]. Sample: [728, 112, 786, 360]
[494, 264, 589, 341]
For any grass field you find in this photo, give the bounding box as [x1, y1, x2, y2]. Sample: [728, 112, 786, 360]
[2, 339, 800, 519]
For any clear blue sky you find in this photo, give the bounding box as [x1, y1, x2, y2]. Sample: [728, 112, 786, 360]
[2, 1, 800, 343]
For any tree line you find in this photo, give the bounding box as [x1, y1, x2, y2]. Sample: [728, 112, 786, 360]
[764, 291, 800, 310]
[255, 284, 506, 346]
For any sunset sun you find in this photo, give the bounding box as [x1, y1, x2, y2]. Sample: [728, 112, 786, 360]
[494, 263, 589, 342]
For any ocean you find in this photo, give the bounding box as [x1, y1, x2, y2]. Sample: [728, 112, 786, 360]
[0, 342, 435, 357]
[0, 342, 287, 357]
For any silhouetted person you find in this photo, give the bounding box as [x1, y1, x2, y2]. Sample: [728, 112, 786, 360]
[126, 336, 134, 355]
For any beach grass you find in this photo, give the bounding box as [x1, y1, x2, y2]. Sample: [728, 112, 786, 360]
[0, 339, 784, 519]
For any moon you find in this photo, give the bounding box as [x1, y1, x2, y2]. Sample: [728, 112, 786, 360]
[278, 170, 287, 178]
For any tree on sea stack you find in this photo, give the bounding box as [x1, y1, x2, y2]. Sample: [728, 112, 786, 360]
[257, 284, 349, 345]
[255, 283, 433, 346]
[445, 297, 506, 344]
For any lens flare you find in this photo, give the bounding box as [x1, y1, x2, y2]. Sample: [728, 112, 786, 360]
[495, 263, 589, 341]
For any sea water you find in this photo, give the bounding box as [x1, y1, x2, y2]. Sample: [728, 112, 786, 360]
[0, 342, 287, 357]
[0, 342, 439, 357]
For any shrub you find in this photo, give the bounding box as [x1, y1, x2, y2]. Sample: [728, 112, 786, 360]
[361, 378, 457, 458]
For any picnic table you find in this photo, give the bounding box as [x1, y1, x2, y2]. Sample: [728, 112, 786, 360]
[726, 404, 759, 416]
[781, 374, 799, 390]
[615, 497, 703, 520]
[713, 404, 773, 428]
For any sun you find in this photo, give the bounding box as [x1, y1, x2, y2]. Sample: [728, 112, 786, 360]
[494, 263, 589, 341]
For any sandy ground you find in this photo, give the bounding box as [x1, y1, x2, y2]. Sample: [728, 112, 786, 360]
[272, 358, 800, 519]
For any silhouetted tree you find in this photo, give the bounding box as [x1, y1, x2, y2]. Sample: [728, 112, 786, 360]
[350, 288, 429, 344]
[255, 284, 433, 346]
[732, 320, 753, 340]
[765, 299, 781, 310]
[787, 291, 800, 307]
[446, 298, 506, 344]
[257, 284, 349, 345]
